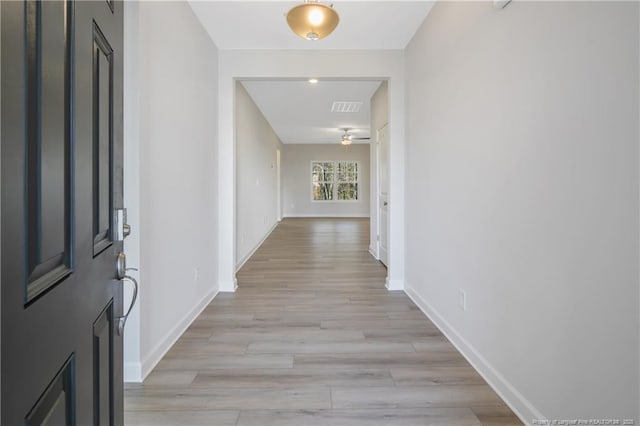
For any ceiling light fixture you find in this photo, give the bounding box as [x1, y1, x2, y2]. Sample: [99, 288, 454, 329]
[340, 128, 353, 145]
[308, 78, 319, 84]
[286, 1, 339, 41]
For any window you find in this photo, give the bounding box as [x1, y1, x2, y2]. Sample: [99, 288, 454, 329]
[312, 161, 359, 201]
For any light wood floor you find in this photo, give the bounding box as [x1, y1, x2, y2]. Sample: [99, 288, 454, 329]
[125, 218, 522, 426]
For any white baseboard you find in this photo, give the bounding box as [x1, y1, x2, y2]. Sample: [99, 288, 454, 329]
[283, 213, 370, 218]
[385, 277, 404, 291]
[368, 246, 379, 260]
[404, 284, 544, 425]
[139, 288, 218, 381]
[124, 362, 142, 383]
[219, 278, 237, 292]
[236, 222, 278, 272]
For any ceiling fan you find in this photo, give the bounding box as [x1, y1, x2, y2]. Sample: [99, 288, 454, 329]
[340, 128, 370, 145]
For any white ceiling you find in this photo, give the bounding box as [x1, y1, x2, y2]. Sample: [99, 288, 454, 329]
[241, 80, 382, 144]
[189, 1, 435, 50]
[193, 1, 434, 144]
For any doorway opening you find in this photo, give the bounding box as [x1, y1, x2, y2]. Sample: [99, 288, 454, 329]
[233, 78, 389, 284]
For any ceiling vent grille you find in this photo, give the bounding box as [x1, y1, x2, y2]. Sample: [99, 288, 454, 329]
[331, 101, 363, 113]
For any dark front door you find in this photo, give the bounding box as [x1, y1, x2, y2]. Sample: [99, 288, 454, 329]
[2, 1, 125, 425]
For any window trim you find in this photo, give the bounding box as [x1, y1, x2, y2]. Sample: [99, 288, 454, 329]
[310, 160, 360, 203]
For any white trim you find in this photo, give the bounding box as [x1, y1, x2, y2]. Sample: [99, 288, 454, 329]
[368, 245, 379, 260]
[139, 289, 218, 381]
[283, 214, 370, 218]
[218, 51, 406, 314]
[405, 284, 544, 426]
[385, 277, 404, 291]
[236, 221, 278, 272]
[124, 362, 142, 383]
[219, 278, 237, 293]
[276, 149, 282, 222]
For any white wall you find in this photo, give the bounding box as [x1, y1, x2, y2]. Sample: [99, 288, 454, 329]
[122, 0, 142, 382]
[217, 50, 405, 291]
[123, 1, 219, 381]
[235, 82, 283, 269]
[404, 1, 639, 422]
[370, 81, 388, 257]
[282, 144, 370, 218]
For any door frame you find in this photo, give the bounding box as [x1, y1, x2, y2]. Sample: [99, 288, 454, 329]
[276, 148, 282, 222]
[216, 55, 406, 293]
[112, 51, 409, 297]
[376, 123, 389, 268]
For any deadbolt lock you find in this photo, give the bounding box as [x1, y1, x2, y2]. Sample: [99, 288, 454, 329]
[114, 208, 131, 241]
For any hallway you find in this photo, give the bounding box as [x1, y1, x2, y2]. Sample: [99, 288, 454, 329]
[124, 218, 521, 425]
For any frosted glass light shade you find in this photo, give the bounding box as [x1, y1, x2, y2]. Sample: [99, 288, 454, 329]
[286, 2, 339, 41]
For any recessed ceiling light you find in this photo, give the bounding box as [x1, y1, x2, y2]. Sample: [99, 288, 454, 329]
[308, 78, 319, 84]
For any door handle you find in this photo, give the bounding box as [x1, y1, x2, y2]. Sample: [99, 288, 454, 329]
[383, 201, 388, 206]
[115, 252, 139, 336]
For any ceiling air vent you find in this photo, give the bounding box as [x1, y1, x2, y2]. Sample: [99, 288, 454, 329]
[331, 101, 363, 113]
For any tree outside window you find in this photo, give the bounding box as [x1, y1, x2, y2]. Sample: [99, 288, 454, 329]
[312, 161, 358, 201]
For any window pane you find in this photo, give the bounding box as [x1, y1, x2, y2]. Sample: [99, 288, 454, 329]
[337, 163, 347, 181]
[337, 162, 358, 182]
[313, 182, 334, 201]
[337, 183, 358, 200]
[322, 162, 334, 181]
[312, 162, 334, 182]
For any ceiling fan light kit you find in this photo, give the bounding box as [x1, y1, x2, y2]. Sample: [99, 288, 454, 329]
[339, 128, 369, 145]
[286, 1, 340, 41]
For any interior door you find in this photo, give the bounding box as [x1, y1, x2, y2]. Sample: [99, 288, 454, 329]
[2, 1, 125, 425]
[378, 124, 389, 266]
[276, 149, 282, 221]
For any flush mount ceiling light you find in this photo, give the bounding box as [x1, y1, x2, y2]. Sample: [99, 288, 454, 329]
[286, 1, 339, 41]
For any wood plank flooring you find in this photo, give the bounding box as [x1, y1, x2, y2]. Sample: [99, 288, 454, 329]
[125, 218, 522, 426]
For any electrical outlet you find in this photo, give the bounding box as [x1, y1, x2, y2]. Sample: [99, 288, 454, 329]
[458, 289, 466, 311]
[241, 233, 245, 245]
[290, 203, 295, 209]
[194, 267, 200, 282]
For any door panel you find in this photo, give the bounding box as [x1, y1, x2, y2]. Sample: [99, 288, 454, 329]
[25, 0, 73, 303]
[93, 22, 114, 256]
[2, 1, 124, 425]
[26, 355, 75, 426]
